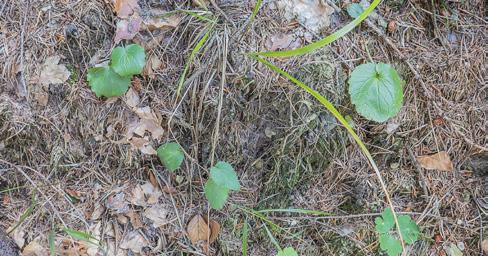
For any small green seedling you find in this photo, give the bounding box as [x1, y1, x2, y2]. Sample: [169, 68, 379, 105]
[157, 142, 185, 172]
[204, 161, 240, 209]
[87, 44, 145, 97]
[375, 208, 420, 256]
[348, 62, 404, 122]
[277, 247, 298, 256]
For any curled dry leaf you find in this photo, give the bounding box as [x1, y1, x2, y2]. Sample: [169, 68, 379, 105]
[417, 151, 454, 171]
[119, 231, 148, 253]
[143, 205, 169, 228]
[113, 0, 140, 18]
[114, 14, 142, 43]
[129, 137, 157, 155]
[39, 56, 71, 85]
[124, 87, 140, 108]
[106, 192, 129, 214]
[141, 14, 182, 31]
[140, 181, 162, 204]
[143, 55, 164, 79]
[187, 215, 210, 244]
[207, 219, 220, 244]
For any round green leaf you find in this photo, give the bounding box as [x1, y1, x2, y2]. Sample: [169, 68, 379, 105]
[375, 207, 395, 234]
[157, 142, 184, 172]
[348, 63, 404, 122]
[87, 66, 131, 97]
[210, 161, 240, 191]
[379, 234, 402, 256]
[111, 44, 146, 77]
[347, 3, 364, 18]
[204, 179, 229, 210]
[277, 247, 298, 256]
[398, 215, 420, 245]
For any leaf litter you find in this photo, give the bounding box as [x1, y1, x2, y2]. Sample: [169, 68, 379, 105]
[417, 151, 454, 171]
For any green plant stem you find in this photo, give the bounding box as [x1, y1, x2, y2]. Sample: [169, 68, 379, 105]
[250, 55, 406, 251]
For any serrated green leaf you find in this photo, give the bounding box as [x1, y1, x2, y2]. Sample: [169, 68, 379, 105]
[204, 179, 229, 210]
[347, 3, 364, 18]
[210, 161, 240, 190]
[157, 142, 184, 172]
[277, 247, 298, 256]
[375, 207, 395, 234]
[111, 44, 145, 77]
[87, 66, 130, 97]
[379, 234, 402, 256]
[398, 215, 420, 245]
[348, 63, 404, 122]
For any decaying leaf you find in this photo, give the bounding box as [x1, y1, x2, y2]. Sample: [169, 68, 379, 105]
[140, 182, 162, 204]
[128, 137, 157, 155]
[127, 211, 144, 229]
[481, 239, 488, 255]
[187, 215, 210, 244]
[22, 239, 46, 256]
[143, 205, 169, 228]
[207, 219, 220, 244]
[276, 0, 334, 32]
[128, 184, 146, 206]
[113, 0, 140, 18]
[141, 14, 182, 31]
[124, 87, 140, 108]
[266, 33, 292, 51]
[106, 192, 129, 214]
[417, 151, 454, 171]
[119, 231, 148, 253]
[143, 55, 164, 78]
[39, 56, 71, 85]
[114, 15, 142, 44]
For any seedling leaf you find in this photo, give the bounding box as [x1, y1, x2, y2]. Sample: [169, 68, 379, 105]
[87, 66, 131, 97]
[62, 228, 99, 246]
[277, 247, 298, 256]
[398, 215, 420, 245]
[111, 44, 146, 77]
[347, 3, 364, 18]
[379, 234, 402, 256]
[375, 207, 395, 234]
[348, 63, 404, 122]
[157, 142, 184, 172]
[210, 161, 240, 190]
[204, 179, 229, 210]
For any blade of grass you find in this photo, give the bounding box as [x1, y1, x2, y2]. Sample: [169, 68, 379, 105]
[263, 223, 281, 251]
[257, 208, 331, 216]
[62, 228, 99, 246]
[7, 195, 36, 235]
[49, 229, 56, 256]
[176, 23, 215, 97]
[242, 0, 263, 35]
[251, 55, 405, 250]
[241, 219, 249, 256]
[255, 0, 381, 57]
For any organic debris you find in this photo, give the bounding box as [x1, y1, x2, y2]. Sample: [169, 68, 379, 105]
[417, 151, 454, 171]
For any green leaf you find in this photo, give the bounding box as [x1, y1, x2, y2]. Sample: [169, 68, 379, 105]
[49, 229, 56, 256]
[347, 3, 364, 18]
[348, 63, 404, 122]
[204, 179, 229, 210]
[157, 142, 184, 172]
[277, 247, 298, 256]
[398, 215, 420, 245]
[87, 66, 131, 97]
[62, 228, 99, 246]
[111, 44, 146, 77]
[379, 234, 402, 256]
[375, 207, 395, 234]
[210, 161, 240, 190]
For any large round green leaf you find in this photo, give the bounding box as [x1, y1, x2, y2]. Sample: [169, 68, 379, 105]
[348, 63, 404, 122]
[157, 143, 184, 172]
[111, 44, 146, 77]
[398, 215, 420, 245]
[204, 179, 229, 210]
[87, 66, 131, 97]
[210, 161, 240, 191]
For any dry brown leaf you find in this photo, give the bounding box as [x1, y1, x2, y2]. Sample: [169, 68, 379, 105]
[128, 184, 146, 206]
[141, 14, 181, 31]
[119, 231, 148, 253]
[106, 192, 129, 214]
[266, 33, 292, 51]
[39, 56, 71, 85]
[144, 205, 169, 228]
[7, 226, 25, 248]
[127, 211, 144, 229]
[143, 55, 164, 78]
[276, 0, 333, 32]
[208, 219, 220, 244]
[187, 215, 210, 244]
[114, 14, 142, 43]
[482, 239, 488, 255]
[129, 137, 157, 155]
[417, 151, 454, 171]
[141, 182, 162, 204]
[113, 0, 140, 18]
[125, 87, 140, 108]
[22, 239, 46, 256]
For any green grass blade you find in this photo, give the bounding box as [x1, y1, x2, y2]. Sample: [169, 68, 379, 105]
[49, 229, 56, 256]
[263, 223, 281, 251]
[241, 219, 249, 256]
[7, 196, 36, 235]
[257, 208, 331, 216]
[62, 228, 99, 246]
[255, 0, 381, 57]
[251, 55, 406, 250]
[176, 24, 214, 97]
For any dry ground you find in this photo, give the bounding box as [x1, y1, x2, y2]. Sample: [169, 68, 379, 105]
[0, 0, 487, 255]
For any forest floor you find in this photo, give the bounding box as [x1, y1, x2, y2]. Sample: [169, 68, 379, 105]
[0, 0, 487, 255]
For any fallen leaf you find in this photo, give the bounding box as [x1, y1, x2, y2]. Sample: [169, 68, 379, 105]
[7, 227, 25, 248]
[114, 14, 142, 43]
[106, 192, 129, 214]
[417, 151, 454, 171]
[143, 55, 164, 78]
[90, 203, 105, 220]
[207, 219, 220, 243]
[129, 137, 157, 155]
[140, 182, 161, 204]
[266, 33, 292, 51]
[22, 239, 46, 256]
[113, 0, 140, 18]
[192, 0, 209, 9]
[144, 205, 169, 228]
[187, 215, 210, 244]
[125, 87, 140, 108]
[482, 239, 488, 255]
[128, 184, 146, 206]
[125, 106, 164, 140]
[141, 14, 181, 31]
[39, 56, 71, 85]
[276, 0, 334, 32]
[127, 211, 144, 229]
[119, 231, 148, 253]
